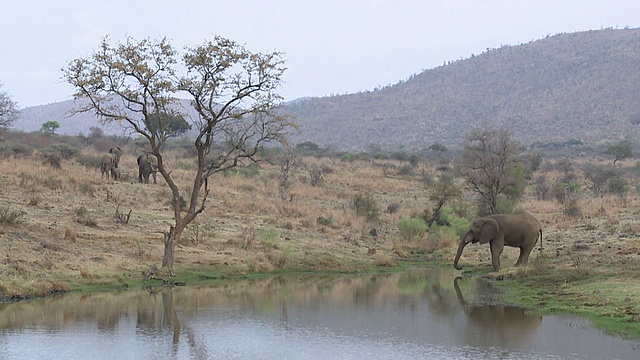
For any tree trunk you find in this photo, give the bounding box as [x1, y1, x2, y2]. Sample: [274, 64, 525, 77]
[162, 225, 183, 275]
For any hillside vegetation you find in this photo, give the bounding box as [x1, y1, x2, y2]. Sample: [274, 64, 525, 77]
[287, 28, 640, 151]
[13, 29, 640, 152]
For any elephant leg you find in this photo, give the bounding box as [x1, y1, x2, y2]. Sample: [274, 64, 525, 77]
[516, 246, 533, 266]
[490, 241, 503, 271]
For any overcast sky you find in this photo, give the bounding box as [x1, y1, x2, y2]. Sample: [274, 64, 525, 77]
[2, 0, 640, 108]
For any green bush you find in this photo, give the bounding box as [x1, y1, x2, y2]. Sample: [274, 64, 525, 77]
[607, 176, 628, 196]
[352, 192, 379, 222]
[396, 217, 428, 242]
[448, 217, 470, 237]
[259, 227, 279, 249]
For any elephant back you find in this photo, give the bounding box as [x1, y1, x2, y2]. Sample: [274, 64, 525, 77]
[109, 147, 123, 166]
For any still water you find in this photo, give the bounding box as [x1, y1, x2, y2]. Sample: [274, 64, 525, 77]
[0, 268, 638, 359]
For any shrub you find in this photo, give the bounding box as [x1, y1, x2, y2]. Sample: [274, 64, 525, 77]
[385, 202, 400, 214]
[396, 217, 428, 242]
[495, 194, 517, 214]
[534, 175, 550, 200]
[340, 153, 357, 162]
[74, 206, 97, 227]
[448, 217, 470, 238]
[76, 154, 103, 170]
[607, 176, 628, 197]
[0, 143, 34, 158]
[397, 164, 413, 175]
[45, 143, 80, 160]
[309, 169, 325, 186]
[352, 192, 379, 222]
[0, 206, 26, 225]
[259, 227, 279, 249]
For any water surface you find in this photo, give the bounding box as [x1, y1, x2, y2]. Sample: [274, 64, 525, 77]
[1, 269, 638, 359]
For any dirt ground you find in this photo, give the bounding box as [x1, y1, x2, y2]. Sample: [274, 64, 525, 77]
[1, 151, 639, 332]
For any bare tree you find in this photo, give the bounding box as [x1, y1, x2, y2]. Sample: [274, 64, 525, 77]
[461, 123, 525, 215]
[0, 83, 19, 129]
[63, 35, 295, 274]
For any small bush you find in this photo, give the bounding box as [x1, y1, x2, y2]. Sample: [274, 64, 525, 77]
[0, 143, 34, 158]
[74, 206, 97, 227]
[76, 154, 103, 170]
[309, 169, 325, 186]
[340, 153, 357, 162]
[448, 217, 470, 238]
[534, 175, 550, 200]
[239, 165, 260, 178]
[352, 192, 379, 222]
[607, 176, 628, 197]
[396, 217, 428, 242]
[495, 194, 516, 214]
[564, 198, 582, 218]
[385, 202, 400, 214]
[317, 216, 334, 227]
[259, 227, 279, 249]
[0, 206, 26, 225]
[77, 182, 96, 196]
[397, 165, 413, 176]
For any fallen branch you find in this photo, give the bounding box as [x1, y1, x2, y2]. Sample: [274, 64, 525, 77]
[115, 204, 132, 225]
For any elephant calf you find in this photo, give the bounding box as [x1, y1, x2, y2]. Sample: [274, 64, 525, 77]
[137, 154, 158, 184]
[454, 212, 542, 272]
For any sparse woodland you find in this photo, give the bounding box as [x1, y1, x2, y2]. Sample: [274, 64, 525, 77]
[0, 129, 639, 334]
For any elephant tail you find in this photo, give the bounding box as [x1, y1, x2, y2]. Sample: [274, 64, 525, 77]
[538, 228, 543, 251]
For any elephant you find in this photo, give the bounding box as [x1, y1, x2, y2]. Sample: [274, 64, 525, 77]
[100, 153, 119, 180]
[109, 147, 123, 167]
[454, 212, 542, 272]
[137, 154, 158, 184]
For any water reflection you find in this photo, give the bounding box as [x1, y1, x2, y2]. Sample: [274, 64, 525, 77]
[454, 276, 542, 348]
[0, 269, 638, 359]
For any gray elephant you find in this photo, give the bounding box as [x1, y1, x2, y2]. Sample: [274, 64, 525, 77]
[109, 147, 123, 167]
[454, 212, 542, 272]
[101, 153, 119, 180]
[137, 154, 158, 184]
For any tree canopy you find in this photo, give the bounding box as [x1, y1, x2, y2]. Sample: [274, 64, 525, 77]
[605, 140, 632, 166]
[63, 35, 295, 274]
[0, 83, 19, 129]
[147, 112, 192, 147]
[41, 120, 60, 134]
[461, 123, 525, 215]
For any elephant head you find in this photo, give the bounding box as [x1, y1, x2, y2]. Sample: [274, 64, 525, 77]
[109, 147, 123, 167]
[454, 212, 541, 272]
[454, 217, 499, 270]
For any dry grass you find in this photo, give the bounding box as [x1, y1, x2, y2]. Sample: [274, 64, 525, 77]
[1, 149, 640, 299]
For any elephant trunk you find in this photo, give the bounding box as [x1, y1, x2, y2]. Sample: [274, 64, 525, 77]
[453, 232, 470, 270]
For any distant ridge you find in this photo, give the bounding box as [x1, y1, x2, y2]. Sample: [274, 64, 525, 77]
[14, 28, 640, 151]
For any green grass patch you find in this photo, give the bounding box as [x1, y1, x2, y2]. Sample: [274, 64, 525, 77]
[495, 269, 640, 340]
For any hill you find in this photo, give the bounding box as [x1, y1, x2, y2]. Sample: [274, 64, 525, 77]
[13, 28, 640, 152]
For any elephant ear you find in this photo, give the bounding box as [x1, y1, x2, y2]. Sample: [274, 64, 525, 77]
[479, 218, 499, 244]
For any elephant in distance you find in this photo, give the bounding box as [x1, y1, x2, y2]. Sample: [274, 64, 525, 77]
[109, 147, 123, 167]
[137, 154, 158, 184]
[101, 153, 119, 180]
[454, 212, 542, 272]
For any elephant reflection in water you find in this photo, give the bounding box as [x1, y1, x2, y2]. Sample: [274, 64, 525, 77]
[454, 277, 542, 348]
